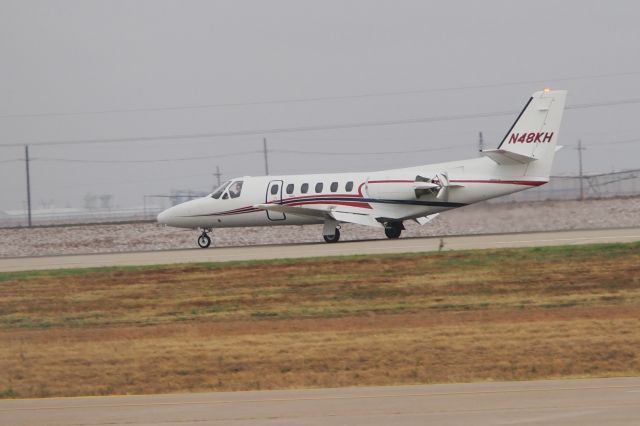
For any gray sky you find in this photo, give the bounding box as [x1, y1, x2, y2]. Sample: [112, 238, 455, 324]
[1, 0, 639, 211]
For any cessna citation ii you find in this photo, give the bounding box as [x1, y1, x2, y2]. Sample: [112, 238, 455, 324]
[158, 89, 567, 248]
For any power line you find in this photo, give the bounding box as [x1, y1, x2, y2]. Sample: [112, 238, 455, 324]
[272, 144, 470, 156]
[2, 138, 639, 165]
[0, 109, 518, 148]
[551, 168, 640, 179]
[2, 70, 640, 119]
[32, 151, 260, 164]
[576, 140, 586, 200]
[213, 166, 222, 187]
[25, 145, 32, 227]
[22, 144, 479, 164]
[2, 96, 640, 149]
[16, 146, 465, 164]
[573, 137, 640, 148]
[263, 137, 269, 175]
[1, 136, 639, 165]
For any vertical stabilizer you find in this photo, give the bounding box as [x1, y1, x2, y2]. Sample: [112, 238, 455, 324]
[493, 89, 567, 177]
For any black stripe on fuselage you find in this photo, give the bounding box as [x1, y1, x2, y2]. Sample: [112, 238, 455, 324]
[179, 197, 466, 217]
[365, 198, 467, 208]
[281, 196, 466, 208]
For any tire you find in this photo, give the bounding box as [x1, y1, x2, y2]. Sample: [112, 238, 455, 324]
[197, 234, 211, 248]
[384, 223, 402, 239]
[323, 228, 341, 243]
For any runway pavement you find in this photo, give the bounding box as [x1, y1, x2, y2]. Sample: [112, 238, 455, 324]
[1, 377, 639, 425]
[1, 227, 639, 272]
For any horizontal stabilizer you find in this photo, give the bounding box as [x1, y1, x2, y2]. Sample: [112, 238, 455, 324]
[482, 149, 538, 165]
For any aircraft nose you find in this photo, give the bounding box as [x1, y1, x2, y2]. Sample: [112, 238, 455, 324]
[157, 207, 175, 225]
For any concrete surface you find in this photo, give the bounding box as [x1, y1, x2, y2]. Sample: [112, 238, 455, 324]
[1, 377, 639, 425]
[1, 227, 639, 272]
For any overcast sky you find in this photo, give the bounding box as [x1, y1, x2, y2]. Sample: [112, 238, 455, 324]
[1, 0, 639, 211]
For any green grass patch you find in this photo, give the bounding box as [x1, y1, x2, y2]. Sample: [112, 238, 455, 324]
[0, 241, 638, 330]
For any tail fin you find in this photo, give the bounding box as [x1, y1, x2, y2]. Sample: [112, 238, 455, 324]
[486, 89, 567, 177]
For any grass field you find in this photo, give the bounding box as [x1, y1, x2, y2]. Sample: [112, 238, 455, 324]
[1, 242, 639, 398]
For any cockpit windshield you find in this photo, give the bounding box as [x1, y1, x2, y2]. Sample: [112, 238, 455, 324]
[228, 180, 243, 198]
[210, 181, 231, 199]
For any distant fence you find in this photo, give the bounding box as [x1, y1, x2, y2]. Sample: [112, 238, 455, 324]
[2, 169, 639, 228]
[499, 168, 640, 202]
[0, 207, 161, 228]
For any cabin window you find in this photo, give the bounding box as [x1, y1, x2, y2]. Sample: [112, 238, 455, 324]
[229, 181, 243, 199]
[286, 183, 294, 194]
[345, 181, 354, 192]
[301, 183, 309, 194]
[330, 182, 338, 192]
[315, 182, 323, 193]
[211, 181, 231, 199]
[270, 184, 279, 195]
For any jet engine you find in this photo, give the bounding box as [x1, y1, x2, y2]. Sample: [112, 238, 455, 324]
[365, 174, 450, 200]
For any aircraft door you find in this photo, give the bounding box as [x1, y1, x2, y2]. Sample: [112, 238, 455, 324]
[265, 180, 286, 221]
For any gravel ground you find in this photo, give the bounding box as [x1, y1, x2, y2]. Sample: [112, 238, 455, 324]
[1, 197, 639, 258]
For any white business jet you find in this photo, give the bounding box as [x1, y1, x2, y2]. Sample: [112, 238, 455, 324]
[158, 89, 567, 248]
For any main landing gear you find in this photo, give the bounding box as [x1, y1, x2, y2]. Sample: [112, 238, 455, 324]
[384, 221, 404, 239]
[323, 228, 341, 243]
[197, 230, 211, 248]
[323, 220, 341, 243]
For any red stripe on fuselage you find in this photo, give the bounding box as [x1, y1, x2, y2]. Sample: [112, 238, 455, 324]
[288, 200, 372, 209]
[368, 178, 545, 187]
[367, 179, 414, 184]
[450, 179, 547, 186]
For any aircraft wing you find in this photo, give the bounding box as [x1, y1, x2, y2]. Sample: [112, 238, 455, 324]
[414, 213, 439, 225]
[330, 210, 384, 228]
[253, 203, 328, 218]
[253, 203, 384, 228]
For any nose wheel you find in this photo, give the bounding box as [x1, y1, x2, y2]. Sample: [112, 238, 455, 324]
[197, 232, 211, 248]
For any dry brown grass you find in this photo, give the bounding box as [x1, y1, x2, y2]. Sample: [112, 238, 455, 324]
[0, 242, 639, 398]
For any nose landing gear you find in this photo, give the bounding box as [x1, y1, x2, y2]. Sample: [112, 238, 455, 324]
[197, 230, 211, 248]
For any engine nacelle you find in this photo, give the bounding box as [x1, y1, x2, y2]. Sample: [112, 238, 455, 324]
[365, 175, 443, 200]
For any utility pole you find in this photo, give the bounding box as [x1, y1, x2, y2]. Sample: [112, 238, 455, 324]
[263, 137, 269, 175]
[577, 139, 585, 200]
[213, 165, 222, 188]
[24, 145, 32, 227]
[478, 131, 484, 156]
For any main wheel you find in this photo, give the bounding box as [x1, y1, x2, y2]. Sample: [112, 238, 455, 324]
[323, 228, 341, 243]
[384, 222, 402, 239]
[197, 233, 211, 248]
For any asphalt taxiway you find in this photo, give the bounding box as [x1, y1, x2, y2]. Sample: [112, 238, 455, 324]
[1, 377, 639, 425]
[1, 227, 639, 272]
